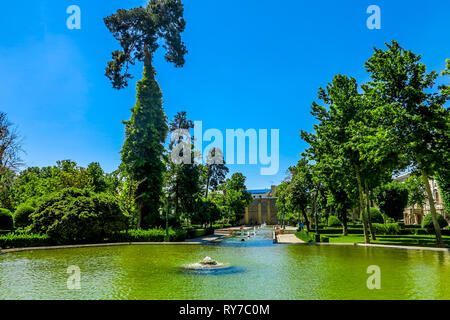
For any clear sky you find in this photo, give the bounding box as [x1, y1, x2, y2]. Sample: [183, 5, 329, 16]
[0, 0, 449, 189]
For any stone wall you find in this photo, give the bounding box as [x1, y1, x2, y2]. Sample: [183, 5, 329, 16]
[240, 197, 278, 225]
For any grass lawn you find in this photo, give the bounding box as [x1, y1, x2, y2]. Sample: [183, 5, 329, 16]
[321, 234, 450, 248]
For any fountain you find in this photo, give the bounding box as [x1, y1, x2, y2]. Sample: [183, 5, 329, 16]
[182, 257, 231, 271]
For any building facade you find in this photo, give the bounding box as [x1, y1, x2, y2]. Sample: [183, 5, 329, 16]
[394, 172, 447, 225]
[240, 186, 278, 225]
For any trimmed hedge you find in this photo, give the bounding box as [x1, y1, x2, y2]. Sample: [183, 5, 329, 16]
[421, 213, 448, 231]
[0, 228, 189, 249]
[109, 228, 187, 242]
[327, 216, 341, 227]
[186, 228, 214, 239]
[0, 208, 14, 231]
[372, 223, 401, 235]
[14, 205, 35, 228]
[0, 233, 51, 249]
[319, 228, 364, 235]
[360, 208, 384, 223]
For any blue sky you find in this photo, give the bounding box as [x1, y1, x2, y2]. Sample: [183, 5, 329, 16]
[0, 0, 449, 189]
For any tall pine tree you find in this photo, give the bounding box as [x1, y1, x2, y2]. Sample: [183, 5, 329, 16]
[104, 0, 187, 228]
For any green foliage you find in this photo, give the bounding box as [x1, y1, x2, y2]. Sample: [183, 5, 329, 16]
[404, 174, 427, 208]
[104, 0, 187, 88]
[13, 160, 116, 207]
[372, 223, 401, 235]
[218, 173, 252, 223]
[327, 215, 341, 227]
[0, 233, 51, 249]
[295, 230, 314, 243]
[166, 111, 202, 222]
[109, 228, 187, 242]
[202, 148, 229, 197]
[186, 228, 214, 239]
[105, 1, 189, 227]
[191, 198, 221, 226]
[374, 182, 409, 220]
[436, 169, 450, 215]
[0, 168, 16, 210]
[360, 208, 384, 224]
[120, 66, 168, 228]
[13, 204, 35, 228]
[421, 213, 448, 230]
[275, 181, 293, 224]
[0, 208, 14, 230]
[30, 188, 128, 242]
[370, 208, 384, 224]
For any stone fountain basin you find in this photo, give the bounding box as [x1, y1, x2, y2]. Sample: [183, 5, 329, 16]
[182, 262, 231, 270]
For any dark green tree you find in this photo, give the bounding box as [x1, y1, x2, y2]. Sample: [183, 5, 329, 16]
[166, 111, 201, 222]
[404, 174, 427, 211]
[287, 158, 313, 231]
[202, 148, 229, 197]
[104, 0, 187, 228]
[374, 182, 409, 221]
[364, 41, 449, 246]
[220, 173, 252, 224]
[87, 162, 108, 193]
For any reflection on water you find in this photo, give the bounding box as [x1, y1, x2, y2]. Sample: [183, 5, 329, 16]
[0, 230, 449, 300]
[211, 227, 275, 248]
[180, 265, 245, 276]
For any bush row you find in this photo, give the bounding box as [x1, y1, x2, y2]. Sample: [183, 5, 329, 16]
[185, 228, 214, 239]
[372, 223, 401, 235]
[0, 233, 52, 249]
[109, 229, 188, 242]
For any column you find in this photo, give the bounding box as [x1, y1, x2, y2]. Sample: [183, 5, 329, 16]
[245, 207, 249, 225]
[258, 198, 262, 224]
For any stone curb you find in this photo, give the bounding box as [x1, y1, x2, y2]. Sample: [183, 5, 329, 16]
[0, 241, 203, 254]
[315, 242, 450, 252]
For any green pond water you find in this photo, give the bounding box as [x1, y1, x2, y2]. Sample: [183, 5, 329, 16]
[1, 231, 449, 300]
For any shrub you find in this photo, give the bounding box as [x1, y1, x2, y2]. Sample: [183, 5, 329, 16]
[0, 233, 51, 249]
[360, 208, 384, 224]
[374, 182, 409, 220]
[0, 208, 14, 231]
[421, 213, 448, 231]
[108, 228, 187, 242]
[295, 230, 314, 243]
[187, 228, 214, 238]
[30, 188, 128, 242]
[372, 223, 401, 235]
[14, 205, 35, 228]
[327, 216, 341, 227]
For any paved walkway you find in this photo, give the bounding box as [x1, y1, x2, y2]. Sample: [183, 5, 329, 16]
[276, 234, 305, 244]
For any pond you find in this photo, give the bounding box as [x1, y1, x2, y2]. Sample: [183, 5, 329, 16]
[1, 229, 449, 299]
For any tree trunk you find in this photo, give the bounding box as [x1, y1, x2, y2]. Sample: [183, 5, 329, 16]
[365, 181, 376, 240]
[341, 208, 348, 236]
[301, 208, 310, 232]
[355, 165, 370, 244]
[421, 169, 444, 247]
[205, 167, 211, 198]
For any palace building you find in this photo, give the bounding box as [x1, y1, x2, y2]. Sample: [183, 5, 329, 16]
[240, 186, 278, 225]
[394, 172, 447, 225]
